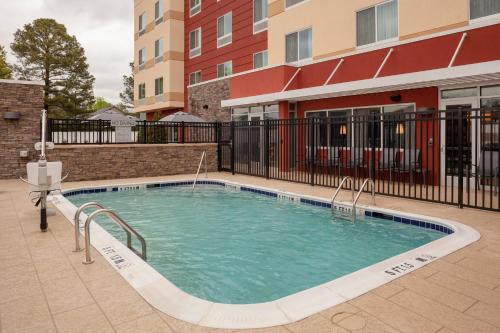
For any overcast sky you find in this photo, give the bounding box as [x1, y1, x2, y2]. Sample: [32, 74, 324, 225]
[0, 0, 133, 104]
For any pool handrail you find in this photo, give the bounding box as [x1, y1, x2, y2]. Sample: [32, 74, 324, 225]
[82, 208, 147, 264]
[192, 151, 208, 190]
[74, 202, 106, 252]
[331, 176, 354, 212]
[352, 179, 376, 217]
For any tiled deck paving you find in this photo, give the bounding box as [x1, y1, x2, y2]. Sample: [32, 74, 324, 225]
[1, 173, 500, 333]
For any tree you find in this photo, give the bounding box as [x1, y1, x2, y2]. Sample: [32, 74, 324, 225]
[0, 45, 12, 79]
[93, 96, 111, 111]
[11, 18, 95, 118]
[118, 62, 134, 112]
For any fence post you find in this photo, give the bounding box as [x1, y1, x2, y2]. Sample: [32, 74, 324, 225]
[142, 121, 147, 144]
[457, 109, 464, 208]
[265, 119, 270, 180]
[181, 121, 185, 143]
[230, 121, 235, 175]
[310, 118, 315, 186]
[216, 122, 222, 172]
[371, 112, 377, 181]
[98, 119, 102, 144]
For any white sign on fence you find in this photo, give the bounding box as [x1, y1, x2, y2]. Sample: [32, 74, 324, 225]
[111, 119, 136, 143]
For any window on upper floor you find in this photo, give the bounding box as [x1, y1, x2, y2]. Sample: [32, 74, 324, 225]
[285, 27, 312, 63]
[190, 0, 201, 17]
[254, 0, 268, 33]
[253, 50, 268, 69]
[155, 38, 163, 63]
[138, 12, 146, 36]
[189, 28, 202, 58]
[285, 0, 306, 9]
[139, 48, 146, 70]
[189, 71, 202, 85]
[155, 77, 163, 96]
[217, 12, 232, 48]
[155, 1, 163, 25]
[356, 0, 398, 47]
[138, 83, 146, 100]
[217, 61, 233, 78]
[470, 0, 500, 20]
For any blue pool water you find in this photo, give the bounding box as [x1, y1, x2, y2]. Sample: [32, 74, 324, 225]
[68, 185, 445, 304]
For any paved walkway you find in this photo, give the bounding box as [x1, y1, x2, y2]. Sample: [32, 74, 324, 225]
[1, 173, 500, 333]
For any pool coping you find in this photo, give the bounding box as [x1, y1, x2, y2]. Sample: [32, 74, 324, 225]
[50, 178, 480, 329]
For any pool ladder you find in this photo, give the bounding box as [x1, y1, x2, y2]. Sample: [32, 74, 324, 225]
[192, 151, 208, 190]
[74, 202, 147, 264]
[331, 177, 376, 217]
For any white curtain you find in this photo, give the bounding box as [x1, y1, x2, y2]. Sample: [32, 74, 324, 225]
[299, 28, 312, 60]
[254, 0, 268, 22]
[377, 0, 398, 41]
[470, 0, 500, 19]
[286, 33, 298, 63]
[357, 7, 375, 46]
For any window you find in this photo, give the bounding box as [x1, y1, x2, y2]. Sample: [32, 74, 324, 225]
[217, 12, 232, 48]
[470, 0, 500, 19]
[138, 12, 146, 36]
[154, 38, 163, 63]
[189, 28, 201, 58]
[155, 1, 163, 24]
[138, 48, 146, 70]
[190, 0, 201, 16]
[138, 83, 146, 100]
[285, 0, 306, 9]
[285, 28, 312, 63]
[382, 105, 415, 149]
[253, 50, 268, 69]
[217, 61, 232, 78]
[480, 85, 500, 150]
[155, 78, 163, 96]
[254, 0, 268, 33]
[189, 71, 202, 85]
[356, 0, 398, 47]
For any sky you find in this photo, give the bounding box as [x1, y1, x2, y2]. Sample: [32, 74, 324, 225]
[0, 0, 133, 104]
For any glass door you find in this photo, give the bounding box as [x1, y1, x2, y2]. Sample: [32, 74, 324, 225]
[440, 98, 479, 187]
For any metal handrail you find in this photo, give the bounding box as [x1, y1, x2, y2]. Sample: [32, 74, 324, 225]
[192, 151, 207, 190]
[331, 176, 354, 212]
[352, 179, 376, 217]
[83, 208, 147, 264]
[74, 202, 105, 252]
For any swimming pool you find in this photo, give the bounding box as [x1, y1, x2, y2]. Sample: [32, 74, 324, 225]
[52, 179, 479, 328]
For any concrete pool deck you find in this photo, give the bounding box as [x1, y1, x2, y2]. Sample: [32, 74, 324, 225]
[1, 173, 500, 333]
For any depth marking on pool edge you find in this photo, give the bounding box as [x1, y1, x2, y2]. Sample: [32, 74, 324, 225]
[384, 254, 437, 276]
[102, 245, 132, 270]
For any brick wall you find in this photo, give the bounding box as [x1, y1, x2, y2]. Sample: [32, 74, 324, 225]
[46, 143, 217, 181]
[0, 80, 44, 179]
[188, 78, 231, 122]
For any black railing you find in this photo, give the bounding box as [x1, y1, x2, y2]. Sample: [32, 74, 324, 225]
[47, 119, 218, 144]
[220, 108, 500, 212]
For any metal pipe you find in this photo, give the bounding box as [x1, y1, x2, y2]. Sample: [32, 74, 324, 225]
[192, 151, 206, 190]
[331, 176, 354, 212]
[73, 202, 105, 252]
[40, 109, 47, 160]
[353, 179, 376, 218]
[83, 208, 146, 264]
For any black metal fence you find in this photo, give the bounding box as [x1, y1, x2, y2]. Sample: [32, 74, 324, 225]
[220, 108, 500, 212]
[47, 119, 218, 144]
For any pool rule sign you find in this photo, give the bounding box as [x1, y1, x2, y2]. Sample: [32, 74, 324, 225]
[111, 119, 136, 143]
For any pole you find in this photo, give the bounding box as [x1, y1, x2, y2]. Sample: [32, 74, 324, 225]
[39, 109, 48, 232]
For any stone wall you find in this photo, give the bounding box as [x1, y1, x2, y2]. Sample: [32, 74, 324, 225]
[188, 78, 231, 122]
[46, 143, 218, 181]
[0, 80, 44, 179]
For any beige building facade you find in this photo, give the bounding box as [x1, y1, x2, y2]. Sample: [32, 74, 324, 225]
[134, 0, 184, 116]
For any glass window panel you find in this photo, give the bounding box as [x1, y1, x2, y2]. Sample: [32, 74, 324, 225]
[218, 13, 232, 38]
[155, 78, 163, 95]
[232, 107, 249, 115]
[155, 39, 163, 58]
[441, 87, 478, 99]
[357, 7, 376, 46]
[264, 112, 278, 120]
[377, 0, 398, 41]
[328, 110, 350, 147]
[285, 32, 298, 63]
[470, 0, 500, 19]
[481, 85, 500, 97]
[285, 0, 306, 8]
[155, 1, 162, 20]
[479, 104, 499, 151]
[254, 0, 268, 22]
[250, 106, 264, 113]
[353, 108, 381, 148]
[481, 97, 500, 107]
[383, 105, 415, 148]
[265, 104, 279, 113]
[298, 28, 312, 60]
[253, 51, 268, 69]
